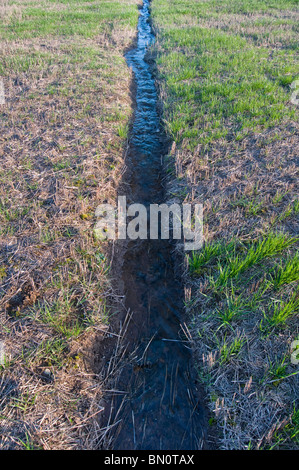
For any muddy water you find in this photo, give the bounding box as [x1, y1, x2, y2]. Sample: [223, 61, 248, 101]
[111, 0, 206, 450]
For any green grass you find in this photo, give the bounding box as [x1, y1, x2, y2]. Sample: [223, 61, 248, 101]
[152, 0, 298, 150]
[188, 239, 236, 275]
[269, 405, 299, 449]
[190, 233, 298, 332]
[189, 232, 297, 286]
[32, 338, 68, 368]
[218, 334, 245, 364]
[215, 232, 297, 288]
[270, 254, 299, 289]
[29, 296, 85, 338]
[215, 291, 251, 327]
[0, 1, 138, 40]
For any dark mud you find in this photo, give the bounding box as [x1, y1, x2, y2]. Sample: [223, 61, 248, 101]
[106, 0, 207, 450]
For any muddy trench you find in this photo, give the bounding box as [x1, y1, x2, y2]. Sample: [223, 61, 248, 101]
[98, 0, 207, 450]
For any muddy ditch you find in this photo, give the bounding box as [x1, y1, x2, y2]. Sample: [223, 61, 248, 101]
[93, 0, 209, 450]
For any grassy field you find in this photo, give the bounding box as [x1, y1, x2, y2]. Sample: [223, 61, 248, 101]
[0, 0, 139, 450]
[1, 0, 298, 451]
[151, 0, 299, 450]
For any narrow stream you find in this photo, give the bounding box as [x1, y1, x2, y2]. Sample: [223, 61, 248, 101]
[111, 0, 206, 450]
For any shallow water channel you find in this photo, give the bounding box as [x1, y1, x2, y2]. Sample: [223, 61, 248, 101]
[111, 0, 206, 450]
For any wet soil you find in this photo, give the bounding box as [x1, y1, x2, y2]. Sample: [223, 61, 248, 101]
[99, 0, 207, 450]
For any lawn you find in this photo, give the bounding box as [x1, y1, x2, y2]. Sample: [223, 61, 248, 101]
[152, 0, 299, 450]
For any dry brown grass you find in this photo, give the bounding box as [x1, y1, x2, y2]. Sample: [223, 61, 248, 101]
[167, 101, 299, 453]
[0, 0, 138, 450]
